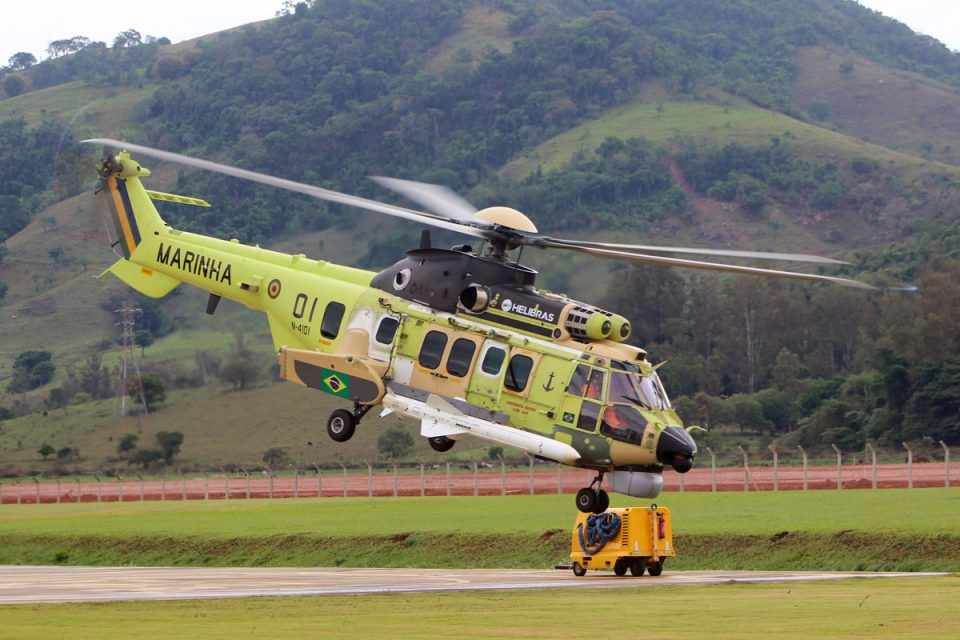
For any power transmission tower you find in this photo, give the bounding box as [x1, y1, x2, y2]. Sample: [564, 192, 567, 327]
[115, 302, 148, 426]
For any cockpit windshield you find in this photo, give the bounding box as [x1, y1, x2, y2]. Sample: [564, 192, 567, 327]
[608, 368, 671, 410]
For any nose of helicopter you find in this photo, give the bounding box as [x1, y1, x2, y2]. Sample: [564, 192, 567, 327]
[657, 426, 697, 473]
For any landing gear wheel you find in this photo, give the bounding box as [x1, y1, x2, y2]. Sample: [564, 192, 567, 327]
[572, 562, 587, 577]
[630, 559, 645, 577]
[428, 436, 455, 452]
[327, 409, 356, 443]
[613, 559, 629, 576]
[595, 489, 610, 513]
[575, 488, 598, 513]
[647, 560, 664, 577]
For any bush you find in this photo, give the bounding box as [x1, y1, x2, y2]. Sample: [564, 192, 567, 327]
[130, 448, 164, 468]
[117, 433, 139, 456]
[3, 74, 26, 97]
[377, 426, 414, 460]
[38, 443, 55, 460]
[262, 447, 291, 468]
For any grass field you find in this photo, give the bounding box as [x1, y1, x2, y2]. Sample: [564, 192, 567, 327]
[1, 577, 957, 639]
[1, 490, 958, 571]
[500, 95, 960, 180]
[3, 490, 959, 538]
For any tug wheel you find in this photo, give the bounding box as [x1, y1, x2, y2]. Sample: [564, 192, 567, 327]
[594, 489, 610, 513]
[327, 409, 356, 443]
[647, 560, 664, 577]
[575, 488, 598, 513]
[613, 559, 629, 576]
[572, 562, 587, 577]
[428, 436, 456, 452]
[630, 559, 645, 577]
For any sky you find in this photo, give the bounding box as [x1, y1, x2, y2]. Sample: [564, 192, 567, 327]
[0, 0, 279, 64]
[0, 0, 958, 65]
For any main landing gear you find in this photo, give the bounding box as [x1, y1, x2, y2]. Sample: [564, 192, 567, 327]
[575, 471, 609, 514]
[326, 403, 372, 443]
[428, 436, 456, 452]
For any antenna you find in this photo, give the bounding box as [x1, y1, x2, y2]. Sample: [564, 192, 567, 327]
[114, 302, 148, 428]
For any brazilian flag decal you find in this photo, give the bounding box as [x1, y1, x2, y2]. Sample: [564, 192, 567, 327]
[320, 368, 351, 398]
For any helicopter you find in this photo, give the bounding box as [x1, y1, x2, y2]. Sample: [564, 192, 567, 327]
[81, 138, 889, 513]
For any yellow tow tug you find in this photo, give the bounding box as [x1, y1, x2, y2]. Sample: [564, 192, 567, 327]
[570, 505, 674, 577]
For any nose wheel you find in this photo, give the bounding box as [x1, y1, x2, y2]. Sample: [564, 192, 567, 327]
[575, 472, 609, 513]
[326, 403, 371, 443]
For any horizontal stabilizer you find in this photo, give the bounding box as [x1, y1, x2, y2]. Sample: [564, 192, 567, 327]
[145, 190, 211, 208]
[100, 258, 181, 298]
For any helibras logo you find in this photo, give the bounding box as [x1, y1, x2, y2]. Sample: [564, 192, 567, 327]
[156, 242, 232, 285]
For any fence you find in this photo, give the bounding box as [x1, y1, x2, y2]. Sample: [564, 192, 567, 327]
[0, 448, 956, 504]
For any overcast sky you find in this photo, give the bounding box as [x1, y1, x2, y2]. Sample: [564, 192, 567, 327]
[1, 0, 958, 65]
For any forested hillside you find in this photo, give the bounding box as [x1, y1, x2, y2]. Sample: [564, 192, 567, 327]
[1, 0, 959, 474]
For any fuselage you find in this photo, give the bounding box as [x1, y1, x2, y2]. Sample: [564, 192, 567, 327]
[97, 153, 697, 477]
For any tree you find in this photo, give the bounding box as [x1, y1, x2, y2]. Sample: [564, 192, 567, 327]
[7, 52, 36, 70]
[377, 427, 414, 460]
[155, 431, 184, 464]
[134, 374, 166, 411]
[113, 29, 143, 48]
[3, 75, 26, 98]
[0, 280, 7, 302]
[56, 447, 77, 462]
[38, 443, 55, 460]
[487, 446, 504, 461]
[117, 433, 139, 456]
[8, 351, 55, 392]
[220, 352, 261, 390]
[262, 447, 291, 468]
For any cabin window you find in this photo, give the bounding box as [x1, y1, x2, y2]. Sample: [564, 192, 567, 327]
[504, 354, 534, 392]
[374, 316, 400, 345]
[566, 364, 591, 395]
[585, 369, 606, 401]
[600, 405, 648, 444]
[446, 338, 477, 378]
[481, 345, 506, 375]
[321, 301, 346, 339]
[578, 400, 601, 432]
[418, 331, 448, 369]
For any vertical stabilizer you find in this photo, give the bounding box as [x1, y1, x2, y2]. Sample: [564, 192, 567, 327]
[99, 151, 165, 261]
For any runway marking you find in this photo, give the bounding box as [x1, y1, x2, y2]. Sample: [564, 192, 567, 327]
[0, 566, 946, 605]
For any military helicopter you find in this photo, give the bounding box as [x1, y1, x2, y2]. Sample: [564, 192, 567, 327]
[82, 138, 887, 513]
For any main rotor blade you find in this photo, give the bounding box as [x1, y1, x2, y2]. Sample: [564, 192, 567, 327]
[81, 138, 493, 240]
[544, 243, 880, 290]
[371, 176, 483, 224]
[534, 237, 846, 265]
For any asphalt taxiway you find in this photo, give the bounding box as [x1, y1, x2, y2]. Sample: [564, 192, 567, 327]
[0, 566, 944, 604]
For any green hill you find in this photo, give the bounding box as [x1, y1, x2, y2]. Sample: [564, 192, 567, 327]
[2, 0, 960, 473]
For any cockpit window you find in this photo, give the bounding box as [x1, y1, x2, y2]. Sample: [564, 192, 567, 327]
[566, 364, 590, 395]
[609, 371, 670, 409]
[600, 405, 648, 444]
[585, 369, 605, 400]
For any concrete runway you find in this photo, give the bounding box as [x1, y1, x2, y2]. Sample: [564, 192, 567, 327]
[0, 566, 943, 604]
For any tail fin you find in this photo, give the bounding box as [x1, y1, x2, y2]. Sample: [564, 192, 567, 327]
[99, 151, 166, 261]
[97, 151, 180, 298]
